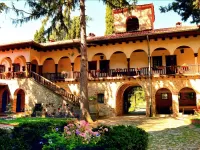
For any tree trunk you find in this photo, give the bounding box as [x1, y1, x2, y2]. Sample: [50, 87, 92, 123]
[79, 0, 93, 123]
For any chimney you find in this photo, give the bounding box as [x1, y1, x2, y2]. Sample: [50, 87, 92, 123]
[176, 22, 182, 27]
[89, 33, 95, 37]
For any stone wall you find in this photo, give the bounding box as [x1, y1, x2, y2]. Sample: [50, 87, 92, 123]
[58, 76, 200, 117]
[0, 78, 64, 114]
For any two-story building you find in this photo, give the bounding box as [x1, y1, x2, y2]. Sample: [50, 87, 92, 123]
[0, 3, 200, 117]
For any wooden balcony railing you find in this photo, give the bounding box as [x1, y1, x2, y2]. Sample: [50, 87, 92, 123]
[42, 65, 200, 81]
[30, 71, 80, 106]
[0, 71, 26, 79]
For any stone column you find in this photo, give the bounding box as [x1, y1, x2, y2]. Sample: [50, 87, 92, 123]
[151, 94, 156, 117]
[38, 65, 43, 76]
[194, 53, 198, 74]
[26, 62, 31, 77]
[172, 93, 179, 117]
[71, 63, 74, 78]
[55, 64, 58, 80]
[71, 63, 74, 71]
[127, 58, 130, 76]
[145, 95, 150, 117]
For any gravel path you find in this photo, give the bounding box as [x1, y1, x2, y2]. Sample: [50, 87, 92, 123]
[97, 116, 200, 150]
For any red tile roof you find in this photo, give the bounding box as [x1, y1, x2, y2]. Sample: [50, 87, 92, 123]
[0, 26, 199, 49]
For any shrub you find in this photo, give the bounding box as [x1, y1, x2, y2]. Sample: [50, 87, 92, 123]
[12, 119, 72, 150]
[0, 129, 13, 150]
[96, 125, 148, 150]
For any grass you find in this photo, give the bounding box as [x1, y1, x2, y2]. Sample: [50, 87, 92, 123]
[0, 117, 73, 125]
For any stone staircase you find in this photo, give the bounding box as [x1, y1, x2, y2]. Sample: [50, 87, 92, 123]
[30, 72, 80, 107]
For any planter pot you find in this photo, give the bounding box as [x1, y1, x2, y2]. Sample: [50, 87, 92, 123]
[89, 100, 99, 121]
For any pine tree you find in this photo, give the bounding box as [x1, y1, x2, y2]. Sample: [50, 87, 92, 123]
[34, 26, 46, 43]
[160, 0, 200, 24]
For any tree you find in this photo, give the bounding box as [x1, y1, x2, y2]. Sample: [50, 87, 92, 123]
[11, 0, 133, 122]
[160, 0, 200, 24]
[0, 3, 7, 13]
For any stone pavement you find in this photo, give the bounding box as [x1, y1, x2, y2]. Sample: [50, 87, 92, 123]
[96, 115, 200, 150]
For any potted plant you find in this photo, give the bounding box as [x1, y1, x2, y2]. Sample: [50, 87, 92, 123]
[88, 96, 99, 120]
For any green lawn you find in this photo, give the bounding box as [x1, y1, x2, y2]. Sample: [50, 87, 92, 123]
[0, 117, 72, 125]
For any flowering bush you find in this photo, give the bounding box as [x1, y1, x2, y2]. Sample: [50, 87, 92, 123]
[43, 120, 108, 150]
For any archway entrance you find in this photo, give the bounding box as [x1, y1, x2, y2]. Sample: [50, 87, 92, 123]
[179, 87, 196, 114]
[123, 86, 145, 115]
[15, 89, 25, 112]
[2, 90, 10, 112]
[155, 88, 172, 114]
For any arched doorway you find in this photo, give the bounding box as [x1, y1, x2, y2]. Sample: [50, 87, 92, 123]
[2, 90, 10, 112]
[15, 89, 25, 112]
[179, 87, 196, 114]
[155, 88, 172, 114]
[123, 86, 145, 115]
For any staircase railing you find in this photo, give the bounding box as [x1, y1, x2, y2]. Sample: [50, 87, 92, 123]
[30, 71, 80, 106]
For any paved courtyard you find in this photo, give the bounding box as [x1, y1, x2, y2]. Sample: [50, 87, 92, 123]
[97, 115, 200, 150]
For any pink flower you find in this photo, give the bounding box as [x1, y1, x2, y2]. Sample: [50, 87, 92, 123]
[66, 131, 71, 135]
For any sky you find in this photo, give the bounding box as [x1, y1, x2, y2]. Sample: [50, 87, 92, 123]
[0, 0, 194, 44]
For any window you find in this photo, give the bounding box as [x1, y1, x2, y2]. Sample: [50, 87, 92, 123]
[97, 93, 104, 103]
[179, 92, 195, 100]
[161, 93, 168, 100]
[126, 17, 139, 32]
[152, 56, 162, 68]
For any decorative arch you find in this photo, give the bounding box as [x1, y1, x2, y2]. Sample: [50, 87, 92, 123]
[90, 53, 108, 71]
[0, 57, 12, 72]
[42, 58, 55, 73]
[126, 16, 139, 32]
[116, 82, 143, 116]
[130, 49, 148, 68]
[110, 51, 127, 69]
[58, 56, 71, 72]
[14, 89, 25, 113]
[1, 89, 10, 112]
[151, 47, 171, 68]
[174, 45, 195, 66]
[13, 55, 26, 72]
[155, 88, 172, 114]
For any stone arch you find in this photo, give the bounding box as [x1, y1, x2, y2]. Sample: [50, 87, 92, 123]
[151, 47, 170, 67]
[178, 87, 196, 109]
[14, 89, 25, 113]
[0, 86, 11, 113]
[13, 55, 26, 72]
[116, 82, 143, 116]
[130, 49, 148, 68]
[90, 53, 108, 71]
[58, 56, 71, 72]
[0, 57, 12, 72]
[174, 45, 195, 66]
[31, 59, 39, 73]
[42, 58, 55, 73]
[155, 88, 172, 114]
[110, 51, 127, 69]
[126, 16, 139, 32]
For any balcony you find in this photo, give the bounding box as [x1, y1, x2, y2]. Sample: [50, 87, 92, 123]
[42, 65, 200, 82]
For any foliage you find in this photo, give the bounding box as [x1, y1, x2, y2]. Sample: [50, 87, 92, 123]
[5, 102, 14, 116]
[0, 2, 7, 13]
[11, 120, 72, 150]
[160, 0, 200, 24]
[0, 129, 14, 150]
[0, 117, 72, 125]
[97, 125, 148, 150]
[194, 106, 200, 116]
[43, 120, 106, 150]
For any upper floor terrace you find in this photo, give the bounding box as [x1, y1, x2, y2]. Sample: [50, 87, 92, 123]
[0, 26, 200, 82]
